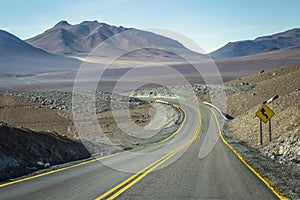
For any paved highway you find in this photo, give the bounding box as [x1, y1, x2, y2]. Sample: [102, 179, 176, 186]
[0, 103, 280, 199]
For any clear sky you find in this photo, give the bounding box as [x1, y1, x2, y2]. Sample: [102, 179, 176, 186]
[0, 0, 299, 52]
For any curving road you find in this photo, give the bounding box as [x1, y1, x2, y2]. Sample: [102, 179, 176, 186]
[0, 103, 279, 200]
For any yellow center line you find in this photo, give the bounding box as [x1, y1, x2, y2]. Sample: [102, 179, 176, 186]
[107, 143, 190, 200]
[96, 104, 202, 200]
[96, 145, 185, 199]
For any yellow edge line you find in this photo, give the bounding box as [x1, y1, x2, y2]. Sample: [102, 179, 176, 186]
[97, 105, 202, 200]
[0, 103, 186, 189]
[0, 152, 120, 188]
[206, 105, 288, 200]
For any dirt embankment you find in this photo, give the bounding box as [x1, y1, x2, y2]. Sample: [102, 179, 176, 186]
[225, 64, 300, 161]
[0, 123, 90, 182]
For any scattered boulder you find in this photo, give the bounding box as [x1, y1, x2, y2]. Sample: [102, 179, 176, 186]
[261, 133, 300, 165]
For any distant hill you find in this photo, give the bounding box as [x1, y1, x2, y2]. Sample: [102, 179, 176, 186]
[210, 28, 300, 59]
[214, 45, 300, 78]
[26, 20, 207, 59]
[0, 30, 80, 74]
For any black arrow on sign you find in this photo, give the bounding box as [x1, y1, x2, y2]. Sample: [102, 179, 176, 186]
[261, 108, 268, 119]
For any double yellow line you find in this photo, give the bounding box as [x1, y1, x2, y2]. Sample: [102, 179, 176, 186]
[96, 105, 202, 199]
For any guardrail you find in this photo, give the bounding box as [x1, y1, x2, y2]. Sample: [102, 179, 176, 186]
[203, 102, 229, 121]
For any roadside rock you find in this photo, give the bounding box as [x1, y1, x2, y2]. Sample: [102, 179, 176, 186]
[7, 90, 147, 113]
[126, 83, 256, 99]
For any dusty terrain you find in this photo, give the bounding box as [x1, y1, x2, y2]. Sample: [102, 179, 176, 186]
[225, 64, 299, 155]
[0, 95, 74, 138]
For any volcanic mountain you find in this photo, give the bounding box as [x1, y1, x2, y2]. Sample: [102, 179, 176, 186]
[210, 28, 300, 59]
[26, 20, 207, 60]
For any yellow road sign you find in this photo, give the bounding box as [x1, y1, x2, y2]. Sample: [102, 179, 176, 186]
[256, 104, 275, 123]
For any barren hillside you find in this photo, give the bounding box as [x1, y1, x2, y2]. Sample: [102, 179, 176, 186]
[225, 64, 299, 147]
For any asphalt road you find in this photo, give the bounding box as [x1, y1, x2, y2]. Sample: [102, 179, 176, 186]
[0, 104, 278, 200]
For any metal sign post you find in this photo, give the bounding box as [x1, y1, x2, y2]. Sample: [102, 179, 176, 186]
[269, 119, 272, 142]
[260, 119, 263, 145]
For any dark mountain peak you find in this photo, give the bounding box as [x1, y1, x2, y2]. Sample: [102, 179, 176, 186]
[54, 20, 71, 28]
[80, 20, 100, 25]
[78, 20, 104, 32]
[225, 40, 253, 47]
[277, 27, 300, 35]
[255, 28, 300, 43]
[0, 29, 31, 48]
[0, 29, 8, 35]
[0, 29, 18, 40]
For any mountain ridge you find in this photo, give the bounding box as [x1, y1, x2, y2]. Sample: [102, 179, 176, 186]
[26, 20, 207, 59]
[210, 28, 300, 59]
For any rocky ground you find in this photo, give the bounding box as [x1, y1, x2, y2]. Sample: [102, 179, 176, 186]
[125, 82, 255, 100]
[4, 90, 146, 113]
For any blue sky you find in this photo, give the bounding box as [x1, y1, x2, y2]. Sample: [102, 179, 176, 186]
[1, 0, 299, 52]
